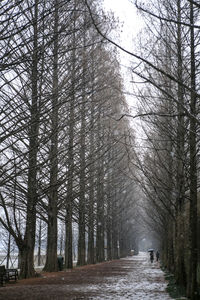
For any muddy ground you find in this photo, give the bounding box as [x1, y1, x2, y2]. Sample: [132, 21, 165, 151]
[0, 253, 172, 300]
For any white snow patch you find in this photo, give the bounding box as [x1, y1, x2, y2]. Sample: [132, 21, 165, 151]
[63, 252, 173, 299]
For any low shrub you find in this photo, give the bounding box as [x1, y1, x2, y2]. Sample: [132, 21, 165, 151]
[165, 272, 187, 299]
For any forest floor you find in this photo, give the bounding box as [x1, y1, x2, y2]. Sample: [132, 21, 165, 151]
[0, 252, 174, 300]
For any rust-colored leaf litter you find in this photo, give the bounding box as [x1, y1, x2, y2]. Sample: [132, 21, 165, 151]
[0, 253, 172, 300]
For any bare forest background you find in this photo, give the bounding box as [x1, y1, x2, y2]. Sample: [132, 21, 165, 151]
[0, 0, 200, 299]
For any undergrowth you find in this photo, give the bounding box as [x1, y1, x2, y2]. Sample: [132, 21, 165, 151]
[164, 271, 187, 300]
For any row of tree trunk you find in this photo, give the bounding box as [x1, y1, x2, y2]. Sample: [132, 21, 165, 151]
[134, 0, 200, 298]
[0, 0, 139, 278]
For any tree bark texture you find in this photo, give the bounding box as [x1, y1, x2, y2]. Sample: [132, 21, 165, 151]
[20, 0, 39, 279]
[44, 0, 59, 272]
[187, 2, 198, 298]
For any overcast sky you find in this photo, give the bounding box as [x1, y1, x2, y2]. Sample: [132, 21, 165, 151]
[103, 0, 144, 51]
[103, 0, 144, 132]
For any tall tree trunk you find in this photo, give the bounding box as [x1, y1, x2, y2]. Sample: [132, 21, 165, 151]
[65, 106, 74, 269]
[87, 98, 95, 265]
[112, 187, 119, 260]
[107, 202, 112, 260]
[176, 0, 185, 212]
[175, 0, 186, 287]
[96, 171, 105, 262]
[20, 0, 39, 278]
[44, 0, 59, 272]
[187, 2, 198, 298]
[65, 1, 77, 269]
[106, 158, 112, 261]
[96, 109, 105, 263]
[77, 101, 86, 266]
[37, 220, 42, 266]
[6, 233, 11, 269]
[77, 13, 87, 266]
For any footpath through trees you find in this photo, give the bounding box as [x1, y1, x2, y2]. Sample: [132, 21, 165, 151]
[0, 252, 173, 300]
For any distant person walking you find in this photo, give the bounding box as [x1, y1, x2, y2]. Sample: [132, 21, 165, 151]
[156, 251, 160, 262]
[150, 251, 154, 263]
[57, 255, 64, 271]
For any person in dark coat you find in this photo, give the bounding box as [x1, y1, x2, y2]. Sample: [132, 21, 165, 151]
[57, 255, 64, 271]
[156, 251, 160, 262]
[150, 251, 154, 263]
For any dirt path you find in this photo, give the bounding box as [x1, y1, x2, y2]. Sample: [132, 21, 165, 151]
[0, 252, 172, 300]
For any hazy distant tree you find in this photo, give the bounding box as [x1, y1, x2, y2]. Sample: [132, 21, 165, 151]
[133, 1, 200, 297]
